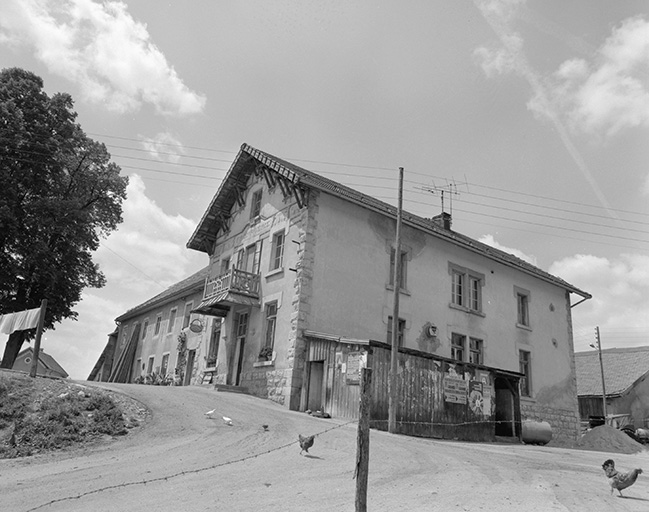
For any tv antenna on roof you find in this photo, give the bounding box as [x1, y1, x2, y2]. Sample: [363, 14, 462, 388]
[421, 179, 461, 216]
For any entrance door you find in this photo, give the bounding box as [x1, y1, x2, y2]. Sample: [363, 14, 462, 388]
[230, 312, 249, 386]
[307, 361, 324, 411]
[495, 376, 518, 437]
[184, 350, 195, 386]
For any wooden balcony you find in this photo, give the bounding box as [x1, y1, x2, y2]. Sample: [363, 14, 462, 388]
[203, 268, 260, 301]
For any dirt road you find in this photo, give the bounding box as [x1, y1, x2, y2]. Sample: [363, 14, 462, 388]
[1, 382, 648, 512]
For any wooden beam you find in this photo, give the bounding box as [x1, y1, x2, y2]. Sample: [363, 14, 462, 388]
[292, 185, 308, 208]
[276, 175, 291, 199]
[261, 166, 276, 189]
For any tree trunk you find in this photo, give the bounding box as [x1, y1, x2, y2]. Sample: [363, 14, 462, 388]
[0, 330, 28, 368]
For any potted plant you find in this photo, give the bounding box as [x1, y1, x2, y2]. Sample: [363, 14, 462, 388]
[258, 346, 274, 361]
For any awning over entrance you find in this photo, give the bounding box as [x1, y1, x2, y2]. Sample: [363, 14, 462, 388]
[192, 291, 260, 317]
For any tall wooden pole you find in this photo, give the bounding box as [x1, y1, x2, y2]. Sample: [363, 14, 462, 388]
[355, 367, 372, 512]
[388, 167, 404, 434]
[595, 326, 607, 421]
[29, 299, 47, 378]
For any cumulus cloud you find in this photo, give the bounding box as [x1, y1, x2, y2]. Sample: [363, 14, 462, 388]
[478, 234, 538, 266]
[97, 174, 206, 291]
[140, 132, 185, 163]
[0, 0, 205, 115]
[550, 253, 649, 351]
[537, 16, 649, 136]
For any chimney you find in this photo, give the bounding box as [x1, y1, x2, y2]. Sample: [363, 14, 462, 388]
[432, 212, 452, 230]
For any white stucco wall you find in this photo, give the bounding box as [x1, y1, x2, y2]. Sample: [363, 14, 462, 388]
[307, 192, 579, 436]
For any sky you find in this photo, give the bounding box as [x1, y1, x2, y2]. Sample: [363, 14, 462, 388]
[1, 0, 648, 379]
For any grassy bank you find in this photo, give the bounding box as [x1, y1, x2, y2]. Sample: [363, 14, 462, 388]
[0, 372, 143, 458]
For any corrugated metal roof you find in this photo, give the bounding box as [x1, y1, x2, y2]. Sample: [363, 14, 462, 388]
[575, 346, 649, 396]
[187, 143, 590, 299]
[115, 266, 210, 322]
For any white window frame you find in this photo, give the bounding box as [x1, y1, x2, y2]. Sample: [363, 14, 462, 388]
[469, 337, 483, 365]
[154, 314, 162, 336]
[519, 350, 532, 397]
[168, 308, 177, 333]
[386, 316, 406, 347]
[515, 286, 531, 329]
[451, 332, 466, 362]
[449, 263, 484, 315]
[388, 248, 408, 291]
[161, 352, 170, 376]
[264, 302, 278, 350]
[250, 189, 262, 219]
[270, 230, 285, 271]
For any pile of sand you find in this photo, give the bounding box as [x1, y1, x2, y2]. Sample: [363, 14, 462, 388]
[575, 425, 645, 454]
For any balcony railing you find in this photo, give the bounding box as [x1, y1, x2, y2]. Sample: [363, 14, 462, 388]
[203, 268, 260, 300]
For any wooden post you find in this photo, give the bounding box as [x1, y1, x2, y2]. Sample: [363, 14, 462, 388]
[388, 167, 404, 433]
[355, 367, 372, 512]
[595, 326, 607, 421]
[29, 299, 48, 379]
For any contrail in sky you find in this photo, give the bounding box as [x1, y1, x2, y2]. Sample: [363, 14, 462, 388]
[473, 0, 619, 220]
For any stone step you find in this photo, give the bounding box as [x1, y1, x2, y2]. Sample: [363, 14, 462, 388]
[214, 384, 249, 394]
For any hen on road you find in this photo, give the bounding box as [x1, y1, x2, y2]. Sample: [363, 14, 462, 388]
[299, 434, 315, 455]
[602, 459, 643, 496]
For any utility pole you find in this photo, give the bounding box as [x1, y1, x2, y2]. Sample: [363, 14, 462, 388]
[355, 367, 372, 512]
[591, 326, 607, 422]
[29, 299, 48, 378]
[388, 167, 403, 434]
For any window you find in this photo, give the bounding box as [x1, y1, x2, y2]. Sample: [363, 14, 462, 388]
[519, 350, 531, 396]
[449, 263, 483, 313]
[389, 248, 408, 290]
[250, 189, 262, 219]
[469, 337, 483, 365]
[451, 270, 464, 307]
[207, 323, 221, 368]
[220, 257, 230, 274]
[516, 289, 530, 327]
[386, 316, 406, 347]
[161, 353, 169, 376]
[168, 308, 177, 333]
[154, 314, 162, 336]
[183, 302, 193, 329]
[270, 231, 285, 271]
[142, 319, 149, 340]
[237, 242, 262, 274]
[264, 302, 278, 349]
[451, 333, 466, 361]
[147, 356, 155, 375]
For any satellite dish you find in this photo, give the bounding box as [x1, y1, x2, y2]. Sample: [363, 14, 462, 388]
[189, 319, 204, 333]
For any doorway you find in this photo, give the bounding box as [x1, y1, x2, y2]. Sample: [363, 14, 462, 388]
[184, 350, 195, 386]
[307, 361, 324, 411]
[229, 311, 249, 386]
[494, 376, 521, 437]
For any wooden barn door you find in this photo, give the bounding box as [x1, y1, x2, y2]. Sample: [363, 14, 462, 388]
[307, 361, 324, 411]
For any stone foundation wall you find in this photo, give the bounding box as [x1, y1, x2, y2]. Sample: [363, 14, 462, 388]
[242, 367, 290, 405]
[520, 401, 580, 444]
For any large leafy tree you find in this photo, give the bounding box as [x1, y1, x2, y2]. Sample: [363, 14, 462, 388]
[0, 68, 128, 368]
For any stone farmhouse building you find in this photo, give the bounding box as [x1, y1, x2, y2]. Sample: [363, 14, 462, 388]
[95, 143, 591, 442]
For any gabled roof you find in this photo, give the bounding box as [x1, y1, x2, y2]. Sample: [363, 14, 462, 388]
[575, 346, 649, 397]
[17, 347, 69, 378]
[188, 143, 590, 300]
[115, 266, 210, 322]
